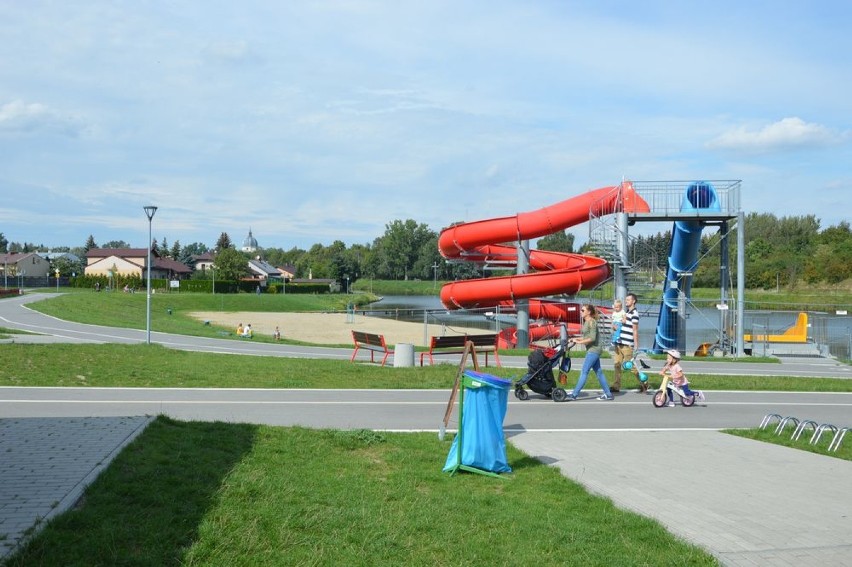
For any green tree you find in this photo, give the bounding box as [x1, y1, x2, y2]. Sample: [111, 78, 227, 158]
[170, 240, 181, 262]
[216, 232, 232, 251]
[181, 242, 209, 256]
[0, 233, 7, 253]
[412, 235, 445, 281]
[376, 219, 436, 280]
[296, 243, 335, 280]
[214, 247, 248, 282]
[102, 240, 131, 248]
[537, 231, 575, 253]
[51, 255, 84, 277]
[84, 235, 97, 253]
[179, 242, 210, 265]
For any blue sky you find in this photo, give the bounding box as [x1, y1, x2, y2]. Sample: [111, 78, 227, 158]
[1, 1, 849, 251]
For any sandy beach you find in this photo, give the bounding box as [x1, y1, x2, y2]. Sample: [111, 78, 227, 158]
[190, 311, 488, 346]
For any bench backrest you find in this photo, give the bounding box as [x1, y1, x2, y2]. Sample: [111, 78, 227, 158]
[430, 334, 497, 349]
[465, 334, 498, 347]
[352, 330, 385, 347]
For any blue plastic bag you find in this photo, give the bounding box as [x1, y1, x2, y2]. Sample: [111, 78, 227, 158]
[443, 371, 512, 474]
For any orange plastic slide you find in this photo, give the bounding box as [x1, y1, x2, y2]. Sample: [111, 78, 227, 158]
[438, 183, 650, 343]
[744, 312, 809, 343]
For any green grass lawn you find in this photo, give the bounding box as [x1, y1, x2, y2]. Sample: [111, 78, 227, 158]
[1, 343, 850, 392]
[726, 427, 851, 461]
[4, 417, 717, 567]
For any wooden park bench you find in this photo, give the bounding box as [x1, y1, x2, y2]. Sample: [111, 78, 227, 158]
[420, 334, 501, 367]
[350, 330, 394, 366]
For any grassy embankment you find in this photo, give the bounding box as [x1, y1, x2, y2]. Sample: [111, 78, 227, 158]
[4, 416, 719, 567]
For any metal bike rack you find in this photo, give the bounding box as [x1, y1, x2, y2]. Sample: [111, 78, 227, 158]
[828, 428, 848, 452]
[810, 423, 838, 446]
[792, 420, 819, 441]
[775, 416, 800, 436]
[759, 414, 782, 430]
[757, 415, 847, 453]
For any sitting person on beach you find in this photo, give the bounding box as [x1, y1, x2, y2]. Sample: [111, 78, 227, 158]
[273, 326, 281, 340]
[242, 324, 253, 338]
[236, 323, 244, 336]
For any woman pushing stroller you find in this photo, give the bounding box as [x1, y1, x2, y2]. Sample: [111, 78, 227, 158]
[565, 304, 614, 401]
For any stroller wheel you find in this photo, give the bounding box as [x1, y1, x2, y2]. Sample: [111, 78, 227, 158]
[552, 388, 568, 402]
[514, 388, 529, 401]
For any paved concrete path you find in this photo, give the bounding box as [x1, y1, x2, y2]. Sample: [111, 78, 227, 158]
[509, 430, 852, 567]
[0, 416, 153, 561]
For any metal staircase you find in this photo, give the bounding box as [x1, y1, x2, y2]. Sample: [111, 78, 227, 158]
[587, 207, 662, 302]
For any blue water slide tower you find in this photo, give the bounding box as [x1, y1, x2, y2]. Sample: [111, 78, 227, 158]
[653, 182, 721, 353]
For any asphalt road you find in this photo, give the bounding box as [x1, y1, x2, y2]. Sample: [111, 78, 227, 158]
[2, 387, 851, 433]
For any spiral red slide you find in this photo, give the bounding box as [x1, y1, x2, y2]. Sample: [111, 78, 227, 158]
[438, 183, 650, 342]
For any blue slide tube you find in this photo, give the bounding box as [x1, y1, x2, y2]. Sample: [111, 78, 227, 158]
[653, 182, 720, 353]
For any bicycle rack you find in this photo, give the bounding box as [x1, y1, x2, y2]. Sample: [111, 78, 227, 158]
[811, 423, 838, 446]
[775, 416, 800, 435]
[759, 414, 782, 430]
[792, 420, 819, 441]
[757, 415, 847, 452]
[828, 428, 848, 452]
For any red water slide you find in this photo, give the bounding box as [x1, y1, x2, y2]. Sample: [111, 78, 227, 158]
[438, 183, 650, 341]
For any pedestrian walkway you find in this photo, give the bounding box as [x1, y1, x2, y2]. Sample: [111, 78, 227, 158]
[0, 416, 153, 561]
[509, 430, 852, 567]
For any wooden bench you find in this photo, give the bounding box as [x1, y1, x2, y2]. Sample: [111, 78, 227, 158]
[420, 334, 501, 367]
[351, 331, 394, 366]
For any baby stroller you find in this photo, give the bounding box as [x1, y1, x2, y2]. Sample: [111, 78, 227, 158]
[514, 326, 573, 402]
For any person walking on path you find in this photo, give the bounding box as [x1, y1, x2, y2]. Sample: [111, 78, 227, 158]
[612, 292, 644, 393]
[566, 304, 614, 401]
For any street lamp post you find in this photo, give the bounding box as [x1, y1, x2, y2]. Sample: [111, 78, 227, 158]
[212, 264, 215, 295]
[55, 268, 60, 292]
[144, 206, 158, 344]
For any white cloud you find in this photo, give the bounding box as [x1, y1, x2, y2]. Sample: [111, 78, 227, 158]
[0, 100, 82, 137]
[706, 118, 844, 153]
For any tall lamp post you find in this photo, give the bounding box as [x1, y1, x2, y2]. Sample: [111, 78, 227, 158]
[144, 206, 158, 344]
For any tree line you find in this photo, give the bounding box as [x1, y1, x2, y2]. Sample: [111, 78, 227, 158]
[1, 213, 849, 289]
[631, 214, 851, 289]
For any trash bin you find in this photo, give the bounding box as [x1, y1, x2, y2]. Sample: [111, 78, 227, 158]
[443, 370, 512, 476]
[394, 343, 415, 367]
